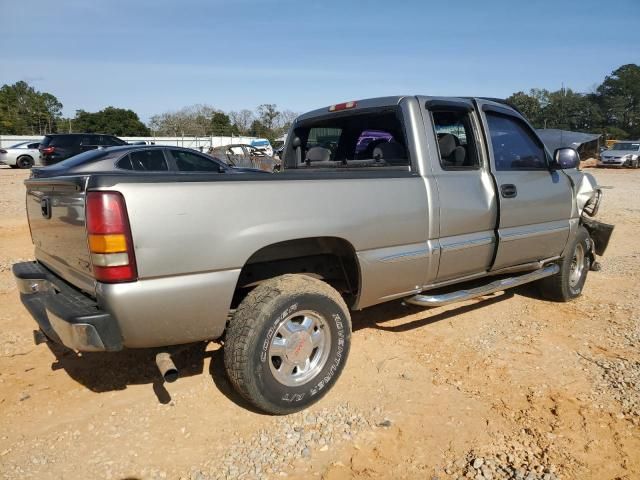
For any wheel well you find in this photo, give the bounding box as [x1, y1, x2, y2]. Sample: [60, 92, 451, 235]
[232, 237, 360, 308]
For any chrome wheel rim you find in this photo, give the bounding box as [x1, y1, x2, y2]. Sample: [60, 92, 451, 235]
[569, 243, 585, 288]
[268, 310, 331, 387]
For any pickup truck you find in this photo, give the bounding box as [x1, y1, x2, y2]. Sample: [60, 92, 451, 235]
[13, 96, 613, 414]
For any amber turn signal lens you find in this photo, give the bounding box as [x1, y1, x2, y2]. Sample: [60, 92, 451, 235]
[88, 234, 127, 253]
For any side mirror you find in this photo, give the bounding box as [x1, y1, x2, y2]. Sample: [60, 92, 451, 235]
[551, 147, 579, 170]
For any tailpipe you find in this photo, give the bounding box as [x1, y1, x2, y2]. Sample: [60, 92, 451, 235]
[155, 352, 179, 383]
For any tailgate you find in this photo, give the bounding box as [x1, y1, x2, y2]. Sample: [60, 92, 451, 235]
[25, 176, 95, 295]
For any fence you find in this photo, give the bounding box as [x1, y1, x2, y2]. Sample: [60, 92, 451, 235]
[0, 135, 260, 150]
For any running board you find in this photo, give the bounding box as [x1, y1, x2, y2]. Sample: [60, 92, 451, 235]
[404, 264, 560, 308]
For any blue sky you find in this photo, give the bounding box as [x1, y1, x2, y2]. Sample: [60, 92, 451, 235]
[1, 0, 638, 122]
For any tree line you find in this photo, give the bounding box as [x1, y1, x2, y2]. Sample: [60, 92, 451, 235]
[0, 81, 298, 142]
[1, 63, 638, 140]
[506, 64, 640, 139]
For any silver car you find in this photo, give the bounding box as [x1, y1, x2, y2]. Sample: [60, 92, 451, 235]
[0, 141, 41, 169]
[599, 140, 640, 168]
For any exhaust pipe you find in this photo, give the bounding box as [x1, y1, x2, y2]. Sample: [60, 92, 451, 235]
[155, 352, 178, 383]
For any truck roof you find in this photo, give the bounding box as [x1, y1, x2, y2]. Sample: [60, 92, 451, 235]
[295, 96, 518, 123]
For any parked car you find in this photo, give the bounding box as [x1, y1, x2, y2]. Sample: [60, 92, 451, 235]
[209, 144, 280, 172]
[38, 133, 127, 166]
[30, 145, 267, 179]
[14, 96, 613, 415]
[250, 138, 274, 156]
[0, 141, 41, 168]
[599, 141, 640, 168]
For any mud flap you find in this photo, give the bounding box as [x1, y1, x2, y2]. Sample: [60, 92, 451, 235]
[582, 218, 614, 256]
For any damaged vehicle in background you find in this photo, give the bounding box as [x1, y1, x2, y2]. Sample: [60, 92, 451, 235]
[209, 143, 280, 172]
[599, 140, 640, 168]
[14, 96, 613, 415]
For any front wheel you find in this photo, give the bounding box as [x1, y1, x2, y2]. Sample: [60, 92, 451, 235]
[538, 226, 591, 302]
[224, 274, 351, 414]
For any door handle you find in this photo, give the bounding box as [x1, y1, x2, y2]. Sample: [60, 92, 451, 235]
[500, 184, 517, 198]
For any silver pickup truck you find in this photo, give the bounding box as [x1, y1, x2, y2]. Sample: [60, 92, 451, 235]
[13, 96, 613, 414]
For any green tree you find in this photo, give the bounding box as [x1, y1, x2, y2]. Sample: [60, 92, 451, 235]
[210, 111, 239, 136]
[506, 91, 544, 127]
[257, 104, 279, 131]
[73, 107, 150, 136]
[596, 64, 640, 137]
[543, 88, 601, 131]
[0, 81, 63, 134]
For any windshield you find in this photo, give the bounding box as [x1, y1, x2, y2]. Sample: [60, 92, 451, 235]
[611, 142, 640, 151]
[9, 142, 29, 148]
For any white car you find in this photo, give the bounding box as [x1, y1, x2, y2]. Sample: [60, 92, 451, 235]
[0, 141, 41, 169]
[250, 139, 274, 157]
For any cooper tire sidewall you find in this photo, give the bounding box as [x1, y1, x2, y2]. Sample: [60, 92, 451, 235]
[251, 292, 350, 410]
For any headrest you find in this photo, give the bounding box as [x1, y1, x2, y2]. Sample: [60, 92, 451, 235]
[452, 146, 466, 166]
[305, 146, 331, 162]
[373, 142, 406, 162]
[438, 134, 457, 158]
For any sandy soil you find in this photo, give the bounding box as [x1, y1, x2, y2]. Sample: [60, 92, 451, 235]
[0, 165, 638, 480]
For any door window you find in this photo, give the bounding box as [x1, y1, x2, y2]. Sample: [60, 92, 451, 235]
[486, 113, 547, 170]
[170, 149, 223, 172]
[431, 110, 480, 169]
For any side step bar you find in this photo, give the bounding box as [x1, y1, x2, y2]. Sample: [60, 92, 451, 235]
[404, 264, 560, 308]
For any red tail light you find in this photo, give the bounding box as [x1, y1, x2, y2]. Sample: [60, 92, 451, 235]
[329, 101, 357, 112]
[86, 191, 137, 283]
[40, 146, 55, 155]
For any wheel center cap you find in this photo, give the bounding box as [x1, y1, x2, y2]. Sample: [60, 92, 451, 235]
[286, 331, 313, 365]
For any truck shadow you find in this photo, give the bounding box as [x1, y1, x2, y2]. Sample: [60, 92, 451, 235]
[45, 287, 525, 409]
[47, 342, 210, 403]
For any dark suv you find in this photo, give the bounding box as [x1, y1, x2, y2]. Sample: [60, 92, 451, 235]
[39, 134, 127, 166]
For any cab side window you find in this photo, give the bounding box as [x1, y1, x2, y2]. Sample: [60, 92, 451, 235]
[486, 112, 547, 170]
[431, 110, 480, 169]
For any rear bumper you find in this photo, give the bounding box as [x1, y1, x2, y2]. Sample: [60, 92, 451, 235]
[12, 261, 123, 352]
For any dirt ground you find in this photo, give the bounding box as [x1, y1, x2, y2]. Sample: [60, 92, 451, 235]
[0, 165, 638, 480]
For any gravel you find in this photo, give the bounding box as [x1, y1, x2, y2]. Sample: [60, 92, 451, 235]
[443, 437, 561, 480]
[191, 402, 381, 480]
[590, 357, 640, 424]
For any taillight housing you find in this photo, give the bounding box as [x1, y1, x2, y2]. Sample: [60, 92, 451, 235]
[86, 191, 137, 283]
[40, 146, 55, 155]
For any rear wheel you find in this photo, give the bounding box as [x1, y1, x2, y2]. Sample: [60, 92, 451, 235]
[538, 226, 591, 302]
[16, 155, 33, 169]
[224, 274, 351, 414]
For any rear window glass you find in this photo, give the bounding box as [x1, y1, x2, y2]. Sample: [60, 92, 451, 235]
[119, 150, 168, 171]
[42, 148, 111, 169]
[288, 109, 410, 168]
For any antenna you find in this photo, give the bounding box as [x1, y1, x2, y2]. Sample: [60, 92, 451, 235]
[560, 82, 565, 147]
